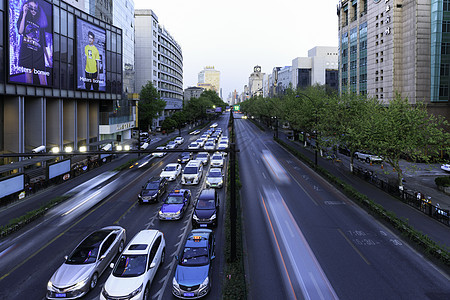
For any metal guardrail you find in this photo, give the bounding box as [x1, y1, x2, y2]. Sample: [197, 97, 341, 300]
[353, 167, 449, 227]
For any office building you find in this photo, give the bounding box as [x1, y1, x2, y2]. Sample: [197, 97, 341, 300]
[135, 9, 184, 129]
[184, 86, 205, 105]
[337, 0, 449, 118]
[198, 66, 220, 93]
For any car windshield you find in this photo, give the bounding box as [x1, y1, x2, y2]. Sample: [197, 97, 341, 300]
[145, 182, 159, 190]
[205, 143, 213, 147]
[212, 155, 222, 160]
[180, 247, 209, 266]
[197, 154, 207, 159]
[66, 246, 99, 264]
[209, 170, 222, 177]
[184, 166, 198, 174]
[189, 143, 197, 147]
[181, 152, 190, 157]
[165, 195, 184, 204]
[196, 199, 215, 210]
[164, 166, 176, 172]
[113, 255, 147, 277]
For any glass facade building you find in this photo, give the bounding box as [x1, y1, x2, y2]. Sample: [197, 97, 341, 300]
[0, 0, 123, 167]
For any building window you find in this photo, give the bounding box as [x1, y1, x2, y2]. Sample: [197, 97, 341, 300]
[444, 21, 450, 32]
[441, 63, 450, 76]
[440, 84, 449, 97]
[445, 0, 450, 11]
[442, 43, 450, 55]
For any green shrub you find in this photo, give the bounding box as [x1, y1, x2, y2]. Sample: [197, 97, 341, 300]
[435, 176, 450, 187]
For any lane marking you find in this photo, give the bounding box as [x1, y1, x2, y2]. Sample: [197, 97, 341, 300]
[337, 228, 371, 265]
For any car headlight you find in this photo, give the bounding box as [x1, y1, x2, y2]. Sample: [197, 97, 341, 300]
[193, 214, 199, 221]
[174, 210, 181, 215]
[47, 281, 53, 290]
[172, 277, 180, 288]
[209, 213, 216, 220]
[71, 276, 90, 291]
[128, 284, 143, 298]
[159, 211, 163, 215]
[199, 277, 209, 289]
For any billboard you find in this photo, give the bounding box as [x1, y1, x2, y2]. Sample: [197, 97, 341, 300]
[0, 174, 24, 199]
[48, 159, 71, 179]
[8, 0, 53, 86]
[76, 18, 106, 91]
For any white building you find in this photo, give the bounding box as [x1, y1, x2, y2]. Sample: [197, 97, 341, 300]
[291, 46, 338, 90]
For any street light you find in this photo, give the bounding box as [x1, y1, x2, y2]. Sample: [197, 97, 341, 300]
[296, 93, 318, 167]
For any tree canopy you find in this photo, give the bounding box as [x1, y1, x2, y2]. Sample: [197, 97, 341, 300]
[138, 81, 166, 131]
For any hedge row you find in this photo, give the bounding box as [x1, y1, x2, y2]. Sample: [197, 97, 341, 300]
[274, 137, 450, 267]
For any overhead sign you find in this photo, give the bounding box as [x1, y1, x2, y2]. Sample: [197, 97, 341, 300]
[233, 105, 240, 111]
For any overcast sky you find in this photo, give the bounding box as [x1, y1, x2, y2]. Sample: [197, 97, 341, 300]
[134, 0, 339, 100]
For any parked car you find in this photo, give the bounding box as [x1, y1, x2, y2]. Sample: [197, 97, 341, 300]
[160, 163, 182, 181]
[206, 168, 224, 189]
[47, 226, 126, 300]
[172, 229, 215, 299]
[100, 230, 165, 300]
[178, 152, 193, 164]
[159, 189, 191, 220]
[354, 151, 383, 163]
[192, 189, 219, 228]
[441, 164, 450, 172]
[138, 177, 168, 204]
[181, 161, 203, 185]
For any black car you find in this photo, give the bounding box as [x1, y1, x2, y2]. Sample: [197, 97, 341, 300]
[192, 189, 219, 228]
[178, 152, 193, 164]
[138, 177, 168, 204]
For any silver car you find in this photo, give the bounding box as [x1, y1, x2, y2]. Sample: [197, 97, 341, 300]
[47, 226, 126, 299]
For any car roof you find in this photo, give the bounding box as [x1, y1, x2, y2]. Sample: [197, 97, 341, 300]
[185, 231, 211, 248]
[168, 189, 190, 196]
[124, 230, 159, 254]
[198, 189, 215, 199]
[79, 229, 113, 248]
[166, 163, 179, 167]
[209, 168, 222, 172]
[186, 160, 201, 166]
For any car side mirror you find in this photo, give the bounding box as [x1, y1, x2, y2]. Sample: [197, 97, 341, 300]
[211, 255, 215, 260]
[110, 263, 114, 268]
[64, 255, 68, 260]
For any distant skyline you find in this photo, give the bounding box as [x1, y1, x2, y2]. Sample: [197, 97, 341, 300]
[134, 0, 339, 99]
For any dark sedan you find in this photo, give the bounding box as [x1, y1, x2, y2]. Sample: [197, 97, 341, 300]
[138, 177, 168, 204]
[178, 152, 193, 164]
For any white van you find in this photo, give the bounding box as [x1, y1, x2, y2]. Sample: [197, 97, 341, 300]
[181, 161, 203, 185]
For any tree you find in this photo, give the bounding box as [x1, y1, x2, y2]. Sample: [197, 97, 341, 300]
[367, 94, 449, 190]
[161, 117, 177, 132]
[138, 82, 166, 131]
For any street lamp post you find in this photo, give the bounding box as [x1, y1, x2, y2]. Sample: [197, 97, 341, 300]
[296, 93, 318, 167]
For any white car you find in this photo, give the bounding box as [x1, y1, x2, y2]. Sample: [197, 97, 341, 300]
[204, 142, 215, 151]
[210, 123, 218, 128]
[160, 163, 182, 181]
[188, 142, 200, 150]
[354, 151, 383, 163]
[441, 164, 450, 172]
[211, 152, 224, 168]
[175, 137, 184, 145]
[195, 152, 210, 165]
[166, 141, 178, 149]
[196, 138, 206, 147]
[206, 168, 224, 188]
[181, 161, 203, 185]
[153, 146, 167, 157]
[101, 230, 165, 300]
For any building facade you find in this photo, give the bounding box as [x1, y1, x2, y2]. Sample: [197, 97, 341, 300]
[1, 0, 123, 167]
[135, 9, 183, 129]
[249, 66, 265, 97]
[291, 46, 339, 91]
[198, 66, 220, 93]
[337, 0, 450, 119]
[184, 86, 204, 106]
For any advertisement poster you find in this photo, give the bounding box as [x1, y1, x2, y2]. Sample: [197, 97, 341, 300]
[9, 0, 53, 86]
[76, 18, 106, 91]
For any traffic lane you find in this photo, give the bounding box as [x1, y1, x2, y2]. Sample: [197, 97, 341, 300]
[266, 143, 450, 299]
[236, 120, 290, 300]
[0, 153, 179, 299]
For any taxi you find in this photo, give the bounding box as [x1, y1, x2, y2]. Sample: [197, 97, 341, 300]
[159, 189, 191, 220]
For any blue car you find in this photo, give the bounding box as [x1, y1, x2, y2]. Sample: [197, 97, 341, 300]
[172, 229, 215, 299]
[158, 189, 191, 220]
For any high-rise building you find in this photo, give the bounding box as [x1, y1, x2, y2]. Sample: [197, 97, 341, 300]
[337, 0, 449, 118]
[135, 9, 183, 129]
[198, 66, 220, 93]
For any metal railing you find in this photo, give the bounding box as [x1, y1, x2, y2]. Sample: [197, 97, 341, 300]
[353, 166, 449, 227]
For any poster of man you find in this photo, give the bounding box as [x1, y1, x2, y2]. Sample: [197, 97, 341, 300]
[9, 0, 53, 86]
[76, 18, 106, 91]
